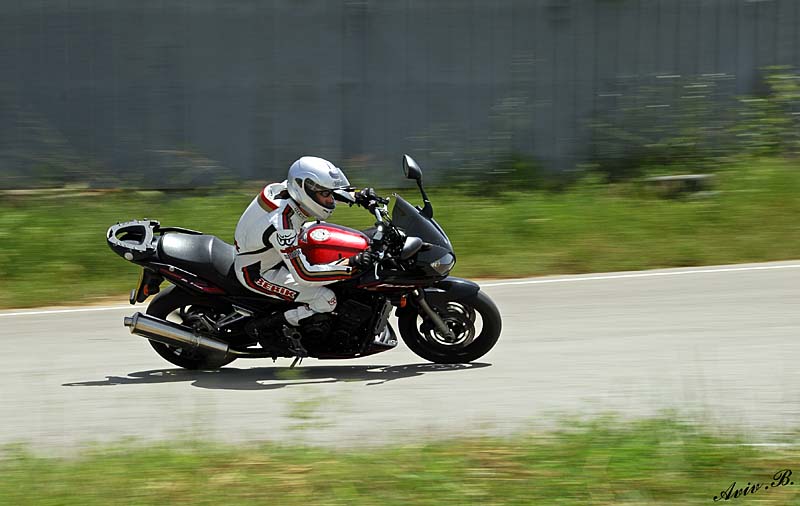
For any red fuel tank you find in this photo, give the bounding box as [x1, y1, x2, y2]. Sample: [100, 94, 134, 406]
[298, 223, 369, 264]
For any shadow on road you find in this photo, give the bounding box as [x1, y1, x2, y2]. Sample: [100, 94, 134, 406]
[62, 363, 491, 390]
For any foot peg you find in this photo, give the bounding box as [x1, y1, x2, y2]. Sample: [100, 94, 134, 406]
[282, 325, 308, 359]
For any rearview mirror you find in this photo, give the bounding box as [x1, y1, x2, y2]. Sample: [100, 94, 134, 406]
[400, 236, 424, 260]
[402, 154, 422, 182]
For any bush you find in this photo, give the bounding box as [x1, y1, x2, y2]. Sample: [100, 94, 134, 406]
[589, 74, 738, 181]
[732, 66, 800, 157]
[588, 67, 800, 182]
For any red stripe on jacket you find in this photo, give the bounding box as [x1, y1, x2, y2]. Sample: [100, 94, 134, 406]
[259, 191, 278, 211]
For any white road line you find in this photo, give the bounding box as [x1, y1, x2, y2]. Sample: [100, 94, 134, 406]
[1, 262, 799, 318]
[0, 305, 142, 318]
[481, 263, 800, 287]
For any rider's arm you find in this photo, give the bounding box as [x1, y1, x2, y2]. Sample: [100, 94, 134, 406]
[268, 224, 354, 287]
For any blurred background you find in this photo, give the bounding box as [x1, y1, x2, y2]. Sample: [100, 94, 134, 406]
[1, 0, 799, 190]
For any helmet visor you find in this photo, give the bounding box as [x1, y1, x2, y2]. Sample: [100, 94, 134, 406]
[303, 179, 338, 210]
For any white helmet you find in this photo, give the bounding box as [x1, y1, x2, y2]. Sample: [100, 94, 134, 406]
[287, 156, 351, 220]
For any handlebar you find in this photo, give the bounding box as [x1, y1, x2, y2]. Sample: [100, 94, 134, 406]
[358, 193, 420, 278]
[350, 188, 392, 250]
[371, 205, 387, 246]
[352, 188, 388, 209]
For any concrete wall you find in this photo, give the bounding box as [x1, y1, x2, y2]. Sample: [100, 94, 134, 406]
[1, 0, 798, 188]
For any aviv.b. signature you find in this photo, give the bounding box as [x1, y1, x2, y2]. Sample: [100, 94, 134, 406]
[713, 469, 793, 501]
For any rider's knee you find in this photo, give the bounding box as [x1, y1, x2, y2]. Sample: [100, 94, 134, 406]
[307, 288, 337, 314]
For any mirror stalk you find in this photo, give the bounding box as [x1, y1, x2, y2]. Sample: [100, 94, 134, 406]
[417, 180, 433, 219]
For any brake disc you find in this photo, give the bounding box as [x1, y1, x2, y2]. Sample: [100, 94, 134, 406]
[420, 302, 477, 347]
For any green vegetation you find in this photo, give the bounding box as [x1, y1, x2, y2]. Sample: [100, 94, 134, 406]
[1, 68, 798, 309]
[587, 67, 800, 182]
[1, 156, 799, 309]
[1, 416, 799, 505]
[423, 67, 800, 190]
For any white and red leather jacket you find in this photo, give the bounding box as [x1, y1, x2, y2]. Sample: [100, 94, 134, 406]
[233, 181, 354, 290]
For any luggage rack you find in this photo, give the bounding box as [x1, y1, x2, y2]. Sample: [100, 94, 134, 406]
[106, 219, 203, 262]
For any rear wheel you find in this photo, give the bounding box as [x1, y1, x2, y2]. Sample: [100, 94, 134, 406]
[398, 290, 501, 364]
[145, 286, 237, 370]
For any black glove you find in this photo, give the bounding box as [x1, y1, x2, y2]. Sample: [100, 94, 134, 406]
[350, 250, 377, 270]
[355, 187, 379, 209]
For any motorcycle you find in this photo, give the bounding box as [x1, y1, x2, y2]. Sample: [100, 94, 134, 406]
[106, 155, 502, 369]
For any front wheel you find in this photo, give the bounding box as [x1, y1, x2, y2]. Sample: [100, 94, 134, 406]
[398, 290, 501, 364]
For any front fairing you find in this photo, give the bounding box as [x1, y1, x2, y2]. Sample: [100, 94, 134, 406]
[391, 196, 452, 250]
[391, 196, 455, 278]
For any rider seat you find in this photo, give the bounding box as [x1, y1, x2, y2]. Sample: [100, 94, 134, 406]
[156, 233, 253, 296]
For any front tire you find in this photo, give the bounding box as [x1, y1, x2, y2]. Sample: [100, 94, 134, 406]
[399, 290, 501, 364]
[145, 286, 237, 370]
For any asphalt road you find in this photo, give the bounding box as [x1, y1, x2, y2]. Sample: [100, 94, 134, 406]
[2, 260, 799, 450]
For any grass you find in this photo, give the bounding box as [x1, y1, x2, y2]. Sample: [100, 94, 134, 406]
[1, 416, 799, 505]
[1, 156, 799, 309]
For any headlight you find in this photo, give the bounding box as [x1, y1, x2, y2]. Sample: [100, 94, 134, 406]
[431, 253, 455, 275]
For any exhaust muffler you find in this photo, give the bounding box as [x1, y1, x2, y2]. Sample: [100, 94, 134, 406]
[123, 312, 236, 356]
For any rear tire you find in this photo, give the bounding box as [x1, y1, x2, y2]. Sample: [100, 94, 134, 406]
[145, 286, 237, 370]
[399, 290, 501, 364]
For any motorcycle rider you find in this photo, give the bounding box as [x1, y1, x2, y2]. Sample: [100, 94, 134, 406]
[234, 156, 377, 343]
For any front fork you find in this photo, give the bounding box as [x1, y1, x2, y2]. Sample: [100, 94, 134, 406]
[412, 290, 456, 341]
